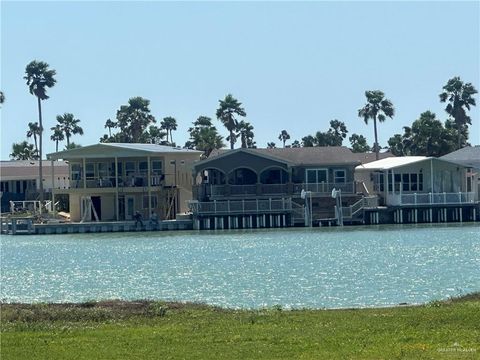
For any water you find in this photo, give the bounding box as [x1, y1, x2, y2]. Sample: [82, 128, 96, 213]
[1, 224, 479, 309]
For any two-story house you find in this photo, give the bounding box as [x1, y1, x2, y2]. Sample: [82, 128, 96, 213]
[47, 143, 202, 222]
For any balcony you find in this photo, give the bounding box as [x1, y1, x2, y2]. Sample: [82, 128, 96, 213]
[60, 174, 165, 190]
[197, 182, 355, 199]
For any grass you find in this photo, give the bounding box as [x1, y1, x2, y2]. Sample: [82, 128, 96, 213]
[1, 294, 479, 359]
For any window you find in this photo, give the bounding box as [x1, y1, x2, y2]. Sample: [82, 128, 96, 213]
[410, 174, 418, 191]
[334, 169, 346, 183]
[98, 163, 108, 179]
[125, 162, 135, 176]
[143, 195, 158, 209]
[306, 169, 328, 183]
[71, 163, 82, 181]
[86, 163, 95, 179]
[151, 160, 162, 174]
[402, 174, 410, 191]
[139, 161, 148, 175]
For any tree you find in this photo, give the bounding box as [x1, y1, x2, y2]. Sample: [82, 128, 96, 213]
[116, 97, 156, 143]
[104, 118, 117, 137]
[0, 91, 4, 105]
[24, 60, 57, 207]
[278, 130, 291, 148]
[146, 125, 168, 145]
[387, 111, 460, 157]
[50, 124, 65, 152]
[65, 142, 82, 150]
[186, 116, 224, 157]
[26, 122, 41, 155]
[291, 140, 301, 148]
[56, 113, 83, 147]
[349, 134, 371, 153]
[237, 121, 255, 148]
[216, 94, 247, 149]
[301, 135, 315, 147]
[358, 90, 395, 160]
[439, 77, 477, 149]
[160, 117, 178, 144]
[267, 142, 276, 149]
[10, 141, 37, 160]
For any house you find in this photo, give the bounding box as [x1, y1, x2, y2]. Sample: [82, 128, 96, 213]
[47, 143, 202, 222]
[355, 156, 478, 223]
[0, 160, 69, 213]
[190, 147, 391, 228]
[441, 145, 480, 200]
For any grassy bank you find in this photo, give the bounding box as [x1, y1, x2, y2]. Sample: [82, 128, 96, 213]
[1, 294, 479, 359]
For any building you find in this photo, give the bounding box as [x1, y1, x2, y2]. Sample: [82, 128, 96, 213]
[190, 147, 391, 229]
[0, 160, 69, 213]
[441, 145, 480, 200]
[355, 156, 478, 223]
[47, 143, 202, 222]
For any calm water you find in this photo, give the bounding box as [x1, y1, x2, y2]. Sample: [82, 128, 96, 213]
[1, 224, 479, 309]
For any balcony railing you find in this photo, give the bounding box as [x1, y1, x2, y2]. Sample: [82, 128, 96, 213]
[201, 182, 355, 198]
[62, 175, 165, 189]
[188, 198, 292, 215]
[388, 192, 475, 206]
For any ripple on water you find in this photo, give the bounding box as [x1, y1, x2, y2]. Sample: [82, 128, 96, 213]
[1, 224, 479, 308]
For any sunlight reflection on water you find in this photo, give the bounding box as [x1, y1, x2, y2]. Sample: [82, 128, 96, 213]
[1, 223, 479, 309]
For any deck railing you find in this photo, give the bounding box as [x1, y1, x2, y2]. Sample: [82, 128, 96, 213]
[398, 192, 475, 206]
[188, 198, 292, 215]
[202, 182, 355, 198]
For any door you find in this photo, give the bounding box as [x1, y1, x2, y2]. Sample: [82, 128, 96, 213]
[91, 196, 102, 221]
[125, 196, 135, 220]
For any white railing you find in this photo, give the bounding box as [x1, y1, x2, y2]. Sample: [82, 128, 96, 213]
[390, 192, 475, 206]
[294, 182, 354, 194]
[188, 198, 292, 215]
[341, 196, 379, 219]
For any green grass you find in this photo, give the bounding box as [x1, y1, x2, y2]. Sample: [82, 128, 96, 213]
[1, 294, 479, 359]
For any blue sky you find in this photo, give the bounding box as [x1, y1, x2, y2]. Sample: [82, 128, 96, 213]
[1, 1, 479, 159]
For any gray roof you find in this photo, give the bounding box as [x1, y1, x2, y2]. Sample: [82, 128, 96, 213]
[0, 160, 68, 168]
[440, 146, 480, 169]
[48, 143, 202, 160]
[207, 147, 392, 166]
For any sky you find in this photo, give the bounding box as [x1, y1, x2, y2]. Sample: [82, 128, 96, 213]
[1, 1, 479, 160]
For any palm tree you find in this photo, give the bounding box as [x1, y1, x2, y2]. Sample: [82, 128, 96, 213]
[26, 122, 41, 155]
[50, 125, 65, 152]
[237, 121, 255, 148]
[216, 94, 247, 149]
[439, 77, 477, 149]
[104, 118, 117, 137]
[56, 113, 84, 147]
[24, 60, 57, 207]
[10, 141, 37, 160]
[0, 91, 5, 105]
[160, 117, 178, 144]
[358, 90, 395, 160]
[278, 130, 290, 148]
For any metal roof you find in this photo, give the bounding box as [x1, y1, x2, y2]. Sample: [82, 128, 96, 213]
[47, 143, 202, 160]
[355, 156, 429, 170]
[441, 146, 480, 169]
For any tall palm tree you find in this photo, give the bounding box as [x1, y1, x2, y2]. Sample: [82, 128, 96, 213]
[56, 113, 84, 147]
[24, 60, 57, 207]
[50, 124, 65, 152]
[439, 77, 477, 149]
[358, 90, 395, 160]
[160, 117, 178, 144]
[216, 94, 246, 149]
[26, 122, 41, 155]
[237, 121, 255, 148]
[278, 130, 290, 148]
[104, 118, 117, 137]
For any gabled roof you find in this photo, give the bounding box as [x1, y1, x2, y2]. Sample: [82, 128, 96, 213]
[205, 147, 375, 166]
[440, 146, 480, 169]
[47, 143, 202, 160]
